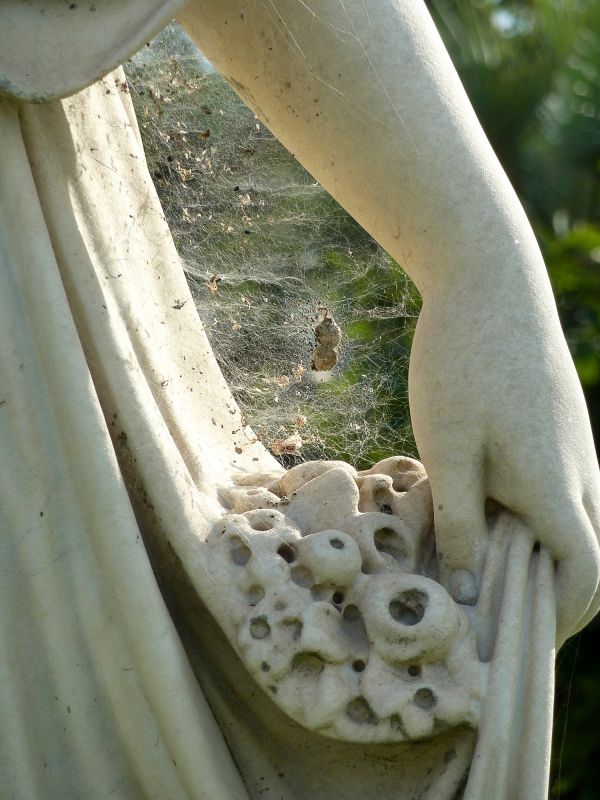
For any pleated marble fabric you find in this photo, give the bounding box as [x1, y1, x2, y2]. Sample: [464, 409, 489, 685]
[0, 74, 253, 799]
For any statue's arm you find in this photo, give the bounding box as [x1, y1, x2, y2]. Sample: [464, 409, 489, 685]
[178, 0, 600, 645]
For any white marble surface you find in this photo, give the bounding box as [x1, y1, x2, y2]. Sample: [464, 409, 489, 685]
[0, 1, 598, 797]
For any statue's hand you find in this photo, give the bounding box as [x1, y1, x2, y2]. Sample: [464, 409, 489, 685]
[409, 286, 600, 646]
[178, 0, 599, 647]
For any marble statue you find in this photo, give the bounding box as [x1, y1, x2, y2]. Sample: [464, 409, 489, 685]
[1, 1, 599, 799]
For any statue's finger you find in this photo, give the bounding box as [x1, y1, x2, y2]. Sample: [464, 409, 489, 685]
[432, 479, 487, 606]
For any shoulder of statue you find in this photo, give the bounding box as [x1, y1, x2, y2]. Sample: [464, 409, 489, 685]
[0, 0, 186, 103]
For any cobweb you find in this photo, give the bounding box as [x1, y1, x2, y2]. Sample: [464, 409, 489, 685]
[125, 24, 420, 470]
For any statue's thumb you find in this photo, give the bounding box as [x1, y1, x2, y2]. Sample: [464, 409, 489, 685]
[433, 491, 487, 607]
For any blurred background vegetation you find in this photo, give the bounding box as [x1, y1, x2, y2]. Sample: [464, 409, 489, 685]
[126, 1, 600, 795]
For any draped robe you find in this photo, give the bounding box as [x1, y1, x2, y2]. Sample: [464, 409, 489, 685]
[0, 3, 260, 796]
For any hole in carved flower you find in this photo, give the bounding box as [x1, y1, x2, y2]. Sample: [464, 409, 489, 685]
[230, 536, 252, 565]
[352, 659, 366, 672]
[360, 562, 379, 575]
[374, 528, 408, 563]
[341, 605, 368, 651]
[249, 616, 271, 639]
[390, 714, 407, 735]
[389, 590, 427, 625]
[414, 688, 436, 710]
[292, 652, 325, 676]
[379, 504, 393, 515]
[282, 617, 303, 641]
[392, 480, 408, 493]
[247, 585, 265, 606]
[329, 537, 345, 549]
[261, 662, 271, 672]
[332, 590, 345, 605]
[310, 584, 328, 601]
[249, 517, 274, 532]
[374, 486, 394, 508]
[277, 542, 297, 563]
[346, 697, 378, 725]
[391, 465, 410, 492]
[407, 664, 421, 678]
[291, 566, 314, 588]
[343, 604, 360, 621]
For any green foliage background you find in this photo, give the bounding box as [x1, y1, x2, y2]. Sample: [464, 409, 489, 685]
[126, 1, 600, 795]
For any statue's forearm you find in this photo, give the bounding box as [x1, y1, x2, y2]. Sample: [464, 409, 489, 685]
[179, 0, 550, 304]
[180, 0, 600, 651]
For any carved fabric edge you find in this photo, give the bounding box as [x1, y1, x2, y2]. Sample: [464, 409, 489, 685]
[0, 0, 187, 103]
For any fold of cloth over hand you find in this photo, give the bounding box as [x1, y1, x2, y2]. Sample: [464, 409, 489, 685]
[465, 514, 556, 800]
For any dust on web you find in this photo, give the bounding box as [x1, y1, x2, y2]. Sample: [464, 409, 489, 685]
[125, 23, 420, 470]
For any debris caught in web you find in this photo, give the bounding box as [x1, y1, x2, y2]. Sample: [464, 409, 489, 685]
[206, 273, 221, 293]
[312, 307, 341, 372]
[269, 432, 303, 456]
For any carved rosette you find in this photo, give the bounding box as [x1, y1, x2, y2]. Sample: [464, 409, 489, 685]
[210, 457, 484, 742]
